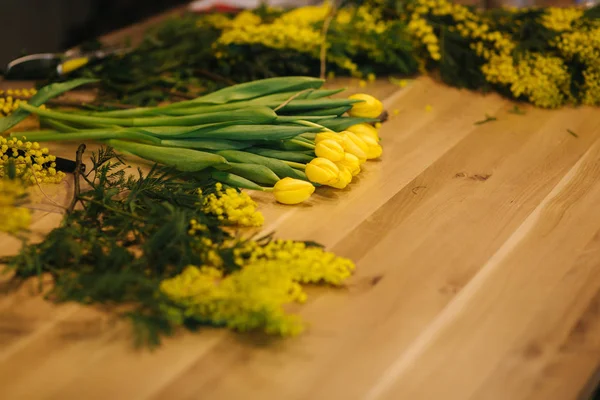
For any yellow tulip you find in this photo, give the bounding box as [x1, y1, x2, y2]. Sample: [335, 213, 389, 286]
[348, 93, 384, 118]
[329, 166, 353, 189]
[340, 131, 368, 162]
[336, 153, 361, 176]
[305, 157, 340, 185]
[315, 139, 345, 162]
[346, 123, 379, 142]
[273, 177, 315, 205]
[315, 131, 343, 144]
[357, 134, 383, 159]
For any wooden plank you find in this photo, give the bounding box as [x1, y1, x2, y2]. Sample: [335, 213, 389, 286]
[306, 109, 600, 400]
[365, 137, 600, 400]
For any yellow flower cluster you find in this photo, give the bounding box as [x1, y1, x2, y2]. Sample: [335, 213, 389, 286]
[229, 10, 262, 26]
[513, 54, 570, 108]
[335, 5, 392, 77]
[407, 0, 486, 63]
[482, 52, 570, 108]
[407, 15, 441, 61]
[468, 29, 515, 61]
[279, 4, 330, 26]
[200, 183, 264, 227]
[0, 137, 65, 184]
[216, 9, 324, 56]
[555, 27, 600, 65]
[208, 3, 397, 77]
[0, 88, 37, 97]
[407, 0, 519, 68]
[409, 0, 578, 108]
[233, 239, 356, 285]
[0, 178, 31, 234]
[337, 5, 387, 35]
[0, 88, 37, 116]
[161, 235, 356, 335]
[425, 0, 514, 62]
[336, 8, 353, 25]
[554, 26, 600, 105]
[540, 8, 583, 32]
[187, 222, 224, 268]
[0, 97, 25, 117]
[196, 236, 225, 268]
[219, 22, 323, 53]
[197, 13, 232, 30]
[481, 53, 518, 86]
[188, 218, 208, 235]
[160, 263, 305, 336]
[198, 10, 263, 31]
[402, 0, 582, 107]
[582, 67, 600, 106]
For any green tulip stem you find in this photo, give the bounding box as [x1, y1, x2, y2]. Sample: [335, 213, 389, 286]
[289, 139, 315, 150]
[293, 119, 335, 133]
[282, 160, 306, 170]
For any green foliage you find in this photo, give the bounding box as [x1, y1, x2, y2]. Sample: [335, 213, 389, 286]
[106, 140, 230, 172]
[5, 146, 233, 347]
[584, 4, 600, 19]
[216, 150, 301, 180]
[70, 15, 224, 106]
[438, 27, 487, 91]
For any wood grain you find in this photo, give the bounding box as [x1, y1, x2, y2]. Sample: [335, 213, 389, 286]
[1, 77, 600, 400]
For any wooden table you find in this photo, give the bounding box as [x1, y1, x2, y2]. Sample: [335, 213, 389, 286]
[2, 74, 600, 399]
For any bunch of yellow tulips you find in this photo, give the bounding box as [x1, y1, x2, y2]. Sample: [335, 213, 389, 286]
[3, 77, 385, 206]
[271, 93, 384, 204]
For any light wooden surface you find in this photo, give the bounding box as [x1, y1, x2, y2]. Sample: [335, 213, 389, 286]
[1, 77, 600, 400]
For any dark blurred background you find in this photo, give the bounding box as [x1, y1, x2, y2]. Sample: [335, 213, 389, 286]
[0, 0, 189, 69]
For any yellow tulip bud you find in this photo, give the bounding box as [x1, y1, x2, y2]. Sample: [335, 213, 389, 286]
[346, 123, 379, 142]
[315, 139, 345, 162]
[348, 93, 384, 118]
[305, 157, 340, 185]
[359, 134, 383, 159]
[340, 131, 368, 162]
[315, 131, 343, 144]
[329, 166, 353, 189]
[336, 153, 361, 176]
[273, 177, 315, 205]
